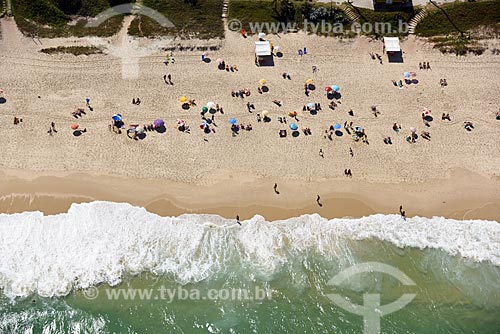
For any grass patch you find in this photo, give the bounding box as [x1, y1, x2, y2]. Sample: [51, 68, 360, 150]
[128, 0, 224, 39]
[40, 45, 102, 55]
[12, 0, 128, 37]
[428, 35, 486, 55]
[228, 0, 351, 36]
[416, 0, 500, 37]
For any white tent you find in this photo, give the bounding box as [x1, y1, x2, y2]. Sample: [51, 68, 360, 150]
[255, 41, 272, 56]
[383, 37, 401, 52]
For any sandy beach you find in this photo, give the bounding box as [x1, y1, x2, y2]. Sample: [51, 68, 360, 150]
[0, 17, 499, 221]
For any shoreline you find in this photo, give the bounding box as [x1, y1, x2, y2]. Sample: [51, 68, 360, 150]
[0, 168, 499, 221]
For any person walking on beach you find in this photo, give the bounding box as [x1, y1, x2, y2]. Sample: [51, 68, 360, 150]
[400, 205, 407, 221]
[316, 195, 322, 207]
[349, 147, 353, 157]
[167, 74, 172, 84]
[236, 215, 241, 226]
[274, 183, 279, 194]
[319, 149, 324, 158]
[51, 122, 57, 133]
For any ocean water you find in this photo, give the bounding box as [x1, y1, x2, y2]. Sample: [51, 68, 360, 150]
[0, 201, 499, 334]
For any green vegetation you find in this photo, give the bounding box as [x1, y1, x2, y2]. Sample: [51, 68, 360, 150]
[428, 35, 486, 56]
[40, 45, 102, 55]
[12, 0, 129, 37]
[229, 0, 350, 36]
[128, 0, 224, 39]
[415, 0, 500, 55]
[416, 0, 500, 37]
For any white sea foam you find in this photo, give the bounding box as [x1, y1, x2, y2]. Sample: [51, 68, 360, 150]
[0, 201, 499, 298]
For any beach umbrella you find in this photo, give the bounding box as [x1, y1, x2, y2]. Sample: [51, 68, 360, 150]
[202, 106, 209, 113]
[325, 86, 332, 92]
[179, 96, 188, 103]
[70, 123, 79, 130]
[331, 85, 340, 92]
[112, 114, 122, 121]
[258, 32, 266, 39]
[333, 123, 341, 130]
[207, 101, 216, 109]
[274, 46, 281, 51]
[202, 52, 208, 57]
[288, 111, 297, 117]
[135, 126, 145, 134]
[259, 79, 267, 85]
[200, 121, 209, 128]
[261, 110, 269, 117]
[176, 119, 185, 126]
[422, 108, 432, 114]
[403, 72, 411, 78]
[354, 126, 363, 132]
[153, 119, 164, 128]
[216, 58, 224, 63]
[229, 118, 237, 125]
[307, 102, 315, 109]
[0, 88, 4, 94]
[305, 79, 314, 84]
[410, 127, 417, 133]
[290, 123, 298, 131]
[85, 98, 90, 103]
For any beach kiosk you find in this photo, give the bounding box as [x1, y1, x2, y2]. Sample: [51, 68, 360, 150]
[255, 41, 274, 66]
[383, 37, 403, 62]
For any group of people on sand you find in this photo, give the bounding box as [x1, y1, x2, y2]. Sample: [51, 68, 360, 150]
[419, 62, 431, 70]
[232, 89, 251, 98]
[439, 78, 448, 87]
[13, 117, 23, 125]
[442, 113, 451, 121]
[328, 100, 340, 110]
[281, 72, 292, 80]
[344, 169, 353, 177]
[71, 108, 86, 118]
[303, 103, 321, 112]
[131, 98, 141, 105]
[369, 52, 383, 64]
[163, 74, 173, 85]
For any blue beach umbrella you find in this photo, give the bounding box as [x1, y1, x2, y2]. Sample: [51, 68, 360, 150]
[112, 114, 122, 121]
[229, 118, 237, 125]
[307, 102, 315, 109]
[331, 85, 340, 92]
[403, 72, 411, 78]
[333, 123, 341, 130]
[290, 123, 298, 131]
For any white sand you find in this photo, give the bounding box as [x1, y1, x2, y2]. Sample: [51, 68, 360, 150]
[0, 17, 499, 188]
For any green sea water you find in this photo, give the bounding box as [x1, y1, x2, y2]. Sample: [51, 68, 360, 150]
[2, 240, 499, 334]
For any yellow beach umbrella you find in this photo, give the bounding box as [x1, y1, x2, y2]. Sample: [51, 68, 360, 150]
[259, 79, 267, 85]
[261, 110, 269, 117]
[179, 96, 188, 103]
[305, 79, 314, 84]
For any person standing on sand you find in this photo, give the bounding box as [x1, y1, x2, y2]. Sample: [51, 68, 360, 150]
[236, 215, 241, 226]
[319, 149, 324, 158]
[274, 183, 279, 194]
[400, 205, 407, 221]
[349, 148, 353, 157]
[317, 195, 322, 207]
